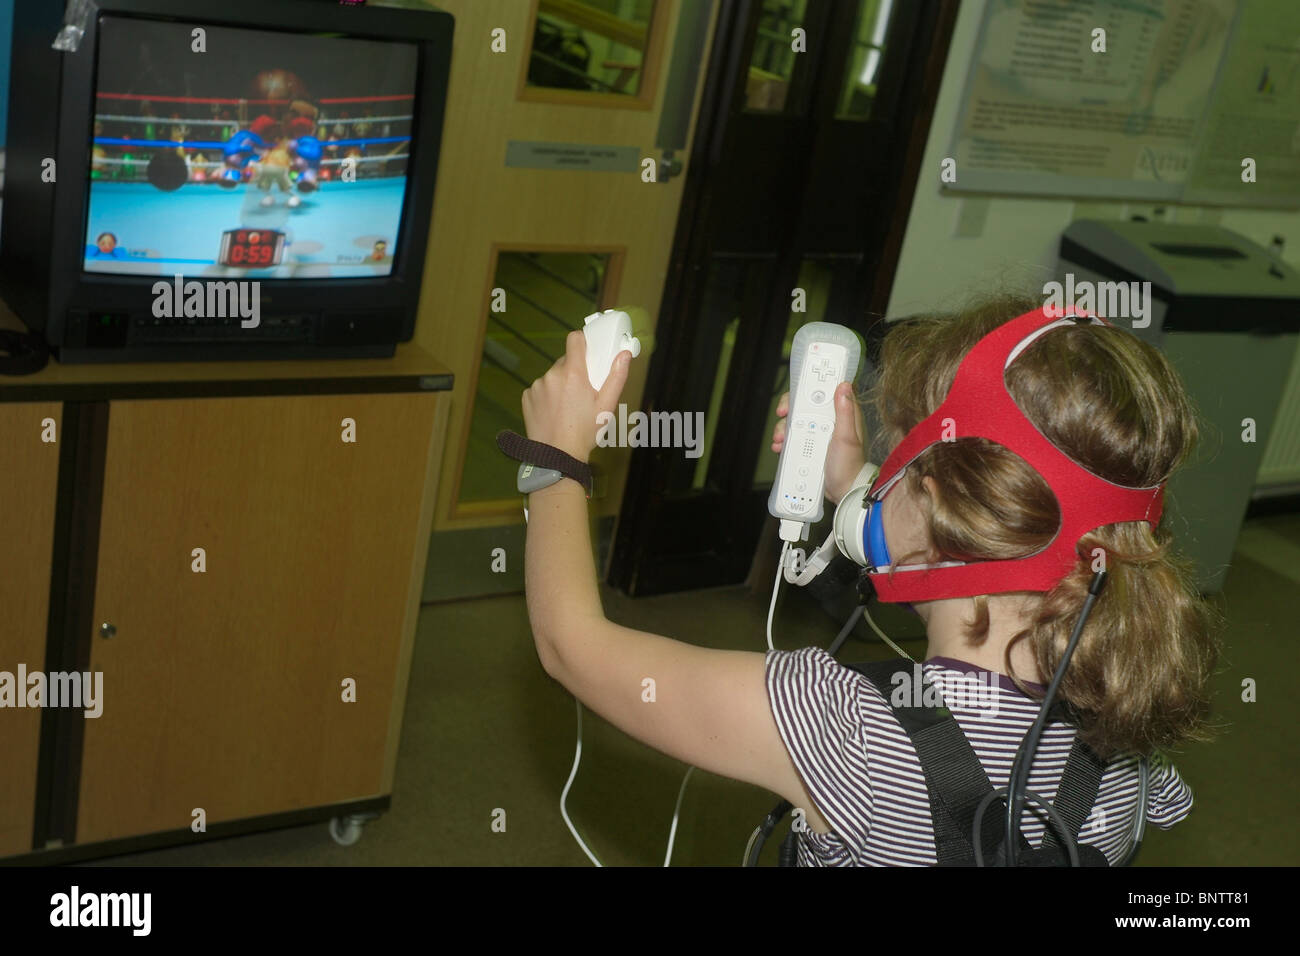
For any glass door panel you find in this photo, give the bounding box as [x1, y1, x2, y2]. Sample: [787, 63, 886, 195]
[459, 250, 612, 504]
[526, 0, 658, 96]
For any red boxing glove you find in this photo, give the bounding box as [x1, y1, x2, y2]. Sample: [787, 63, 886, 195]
[285, 116, 315, 140]
[249, 115, 281, 141]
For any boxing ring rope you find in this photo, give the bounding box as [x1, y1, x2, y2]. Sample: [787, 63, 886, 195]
[90, 91, 414, 184]
[100, 137, 410, 149]
[93, 154, 412, 171]
[94, 93, 416, 104]
[96, 114, 416, 126]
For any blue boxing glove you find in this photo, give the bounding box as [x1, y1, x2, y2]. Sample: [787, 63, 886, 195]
[223, 130, 264, 159]
[294, 136, 322, 163]
[292, 136, 323, 193]
[218, 130, 265, 187]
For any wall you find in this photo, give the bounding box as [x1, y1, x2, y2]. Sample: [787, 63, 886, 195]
[885, 0, 1300, 483]
[887, 0, 1300, 315]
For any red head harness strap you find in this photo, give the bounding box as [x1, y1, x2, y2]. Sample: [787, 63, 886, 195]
[865, 306, 1165, 602]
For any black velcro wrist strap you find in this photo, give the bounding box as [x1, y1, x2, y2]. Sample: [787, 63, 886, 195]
[495, 430, 593, 498]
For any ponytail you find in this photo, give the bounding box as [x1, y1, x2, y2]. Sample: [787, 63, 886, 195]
[872, 292, 1223, 757]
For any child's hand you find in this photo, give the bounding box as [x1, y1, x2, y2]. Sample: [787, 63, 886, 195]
[522, 330, 631, 463]
[771, 381, 868, 504]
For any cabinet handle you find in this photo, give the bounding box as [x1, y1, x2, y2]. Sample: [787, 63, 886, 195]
[99, 622, 117, 639]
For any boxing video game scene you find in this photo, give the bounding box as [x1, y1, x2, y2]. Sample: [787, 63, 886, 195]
[83, 16, 418, 279]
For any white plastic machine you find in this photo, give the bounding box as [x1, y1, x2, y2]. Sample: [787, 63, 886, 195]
[1058, 220, 1300, 593]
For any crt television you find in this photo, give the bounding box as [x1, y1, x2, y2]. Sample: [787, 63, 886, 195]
[1, 0, 452, 362]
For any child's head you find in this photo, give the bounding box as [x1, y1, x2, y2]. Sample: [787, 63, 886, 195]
[871, 292, 1221, 758]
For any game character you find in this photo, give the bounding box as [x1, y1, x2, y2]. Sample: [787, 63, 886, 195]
[341, 146, 363, 182]
[217, 114, 279, 188]
[283, 102, 323, 195]
[369, 240, 389, 262]
[87, 232, 125, 259]
[252, 137, 299, 207]
[140, 100, 156, 140]
[217, 95, 323, 203]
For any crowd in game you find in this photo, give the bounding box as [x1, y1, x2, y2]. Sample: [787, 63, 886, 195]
[90, 100, 408, 185]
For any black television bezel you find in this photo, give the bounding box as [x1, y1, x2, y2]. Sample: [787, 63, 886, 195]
[46, 0, 452, 353]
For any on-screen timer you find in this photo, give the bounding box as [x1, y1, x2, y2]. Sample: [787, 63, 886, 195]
[218, 228, 285, 268]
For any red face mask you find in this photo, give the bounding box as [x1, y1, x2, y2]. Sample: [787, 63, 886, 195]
[865, 306, 1165, 603]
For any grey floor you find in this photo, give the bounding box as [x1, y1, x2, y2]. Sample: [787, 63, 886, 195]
[83, 512, 1299, 867]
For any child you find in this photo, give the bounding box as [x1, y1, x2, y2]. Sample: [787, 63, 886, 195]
[518, 292, 1220, 865]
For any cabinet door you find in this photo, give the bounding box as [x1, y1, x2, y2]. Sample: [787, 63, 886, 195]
[77, 392, 439, 844]
[0, 403, 61, 857]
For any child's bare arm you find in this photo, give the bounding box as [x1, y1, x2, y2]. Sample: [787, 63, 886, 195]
[525, 479, 831, 835]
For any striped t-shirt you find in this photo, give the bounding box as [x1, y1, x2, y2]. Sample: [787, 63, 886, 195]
[766, 647, 1194, 866]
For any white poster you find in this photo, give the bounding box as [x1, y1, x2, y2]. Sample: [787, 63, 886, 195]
[946, 0, 1241, 201]
[1184, 0, 1300, 206]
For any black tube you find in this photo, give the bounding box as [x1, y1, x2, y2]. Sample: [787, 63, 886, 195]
[747, 800, 792, 867]
[1004, 570, 1108, 865]
[778, 831, 798, 867]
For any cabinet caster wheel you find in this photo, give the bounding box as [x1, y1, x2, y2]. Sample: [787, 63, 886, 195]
[329, 814, 369, 846]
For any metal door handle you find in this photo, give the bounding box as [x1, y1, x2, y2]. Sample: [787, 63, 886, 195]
[658, 149, 684, 182]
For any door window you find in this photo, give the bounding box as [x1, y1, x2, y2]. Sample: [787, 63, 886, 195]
[836, 0, 897, 120]
[524, 0, 659, 100]
[458, 249, 616, 505]
[744, 0, 810, 113]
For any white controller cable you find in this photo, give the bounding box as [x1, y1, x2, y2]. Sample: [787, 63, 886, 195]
[767, 541, 791, 651]
[663, 766, 696, 867]
[525, 308, 667, 867]
[558, 698, 699, 867]
[559, 698, 603, 867]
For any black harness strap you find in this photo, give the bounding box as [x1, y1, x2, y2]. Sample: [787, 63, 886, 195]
[847, 659, 1105, 866]
[1040, 737, 1107, 850]
[850, 660, 1023, 864]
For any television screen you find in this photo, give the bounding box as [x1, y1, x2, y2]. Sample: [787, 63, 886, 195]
[83, 15, 419, 280]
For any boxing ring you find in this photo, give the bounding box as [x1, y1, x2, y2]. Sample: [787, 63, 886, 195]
[86, 92, 414, 279]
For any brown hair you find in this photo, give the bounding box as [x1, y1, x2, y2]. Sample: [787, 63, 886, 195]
[869, 292, 1221, 759]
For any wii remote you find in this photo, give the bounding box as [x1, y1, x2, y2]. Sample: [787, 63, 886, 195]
[768, 322, 861, 540]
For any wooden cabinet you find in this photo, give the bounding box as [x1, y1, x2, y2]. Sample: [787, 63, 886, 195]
[0, 334, 451, 861]
[0, 403, 62, 857]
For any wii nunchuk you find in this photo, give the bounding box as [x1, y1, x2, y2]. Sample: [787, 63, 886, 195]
[517, 312, 639, 522]
[582, 309, 641, 389]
